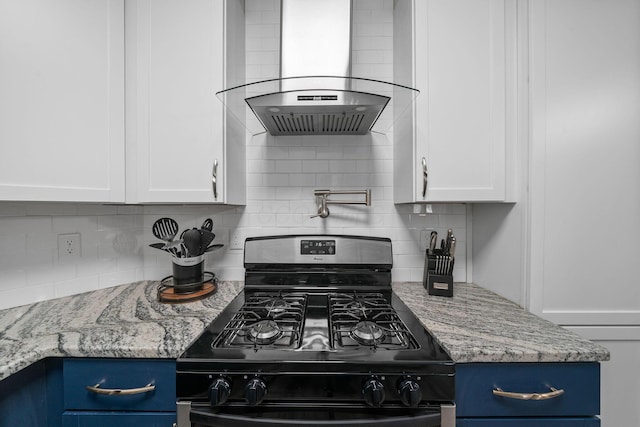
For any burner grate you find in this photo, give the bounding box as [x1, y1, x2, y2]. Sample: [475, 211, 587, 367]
[213, 292, 307, 350]
[329, 292, 418, 350]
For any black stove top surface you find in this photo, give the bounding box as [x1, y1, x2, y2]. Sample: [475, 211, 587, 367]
[178, 289, 452, 371]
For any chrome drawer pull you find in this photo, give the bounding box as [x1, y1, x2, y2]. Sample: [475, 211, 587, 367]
[493, 386, 564, 401]
[86, 383, 155, 396]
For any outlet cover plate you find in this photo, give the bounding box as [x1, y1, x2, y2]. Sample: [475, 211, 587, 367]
[58, 233, 81, 260]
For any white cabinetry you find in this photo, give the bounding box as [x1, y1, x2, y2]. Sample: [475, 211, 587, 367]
[473, 0, 640, 424]
[0, 0, 125, 202]
[528, 3, 640, 422]
[394, 0, 514, 203]
[125, 0, 245, 204]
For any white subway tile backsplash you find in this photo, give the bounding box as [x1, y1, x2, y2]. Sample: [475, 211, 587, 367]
[0, 203, 27, 217]
[301, 160, 329, 173]
[275, 160, 302, 173]
[0, 283, 53, 310]
[262, 173, 290, 187]
[316, 147, 344, 160]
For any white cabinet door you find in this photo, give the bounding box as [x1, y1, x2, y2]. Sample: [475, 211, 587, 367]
[394, 0, 512, 203]
[528, 0, 640, 326]
[0, 0, 125, 202]
[126, 0, 245, 204]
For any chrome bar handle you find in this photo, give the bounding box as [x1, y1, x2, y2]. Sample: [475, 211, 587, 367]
[493, 386, 565, 401]
[421, 157, 428, 198]
[212, 159, 218, 200]
[86, 383, 155, 395]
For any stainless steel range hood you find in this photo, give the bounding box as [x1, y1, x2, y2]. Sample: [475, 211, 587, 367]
[217, 0, 419, 136]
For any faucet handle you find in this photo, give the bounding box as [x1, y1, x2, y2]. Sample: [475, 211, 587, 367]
[311, 195, 330, 218]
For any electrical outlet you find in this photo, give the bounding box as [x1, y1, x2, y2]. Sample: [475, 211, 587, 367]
[58, 233, 81, 260]
[229, 230, 244, 250]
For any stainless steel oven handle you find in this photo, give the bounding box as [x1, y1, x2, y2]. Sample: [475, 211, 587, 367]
[185, 404, 452, 427]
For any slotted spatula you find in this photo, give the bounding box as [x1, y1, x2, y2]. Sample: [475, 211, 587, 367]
[152, 217, 179, 243]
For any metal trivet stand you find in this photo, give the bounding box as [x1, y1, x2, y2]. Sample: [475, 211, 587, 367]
[157, 272, 218, 303]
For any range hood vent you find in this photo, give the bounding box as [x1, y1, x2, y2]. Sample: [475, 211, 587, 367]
[246, 89, 390, 136]
[217, 0, 418, 136]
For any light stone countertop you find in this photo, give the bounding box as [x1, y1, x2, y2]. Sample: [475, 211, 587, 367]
[392, 282, 610, 363]
[0, 280, 609, 381]
[0, 280, 243, 381]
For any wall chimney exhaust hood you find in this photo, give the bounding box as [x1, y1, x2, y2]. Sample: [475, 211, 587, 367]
[216, 0, 419, 136]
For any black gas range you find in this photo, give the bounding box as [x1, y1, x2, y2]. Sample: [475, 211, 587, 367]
[176, 235, 455, 427]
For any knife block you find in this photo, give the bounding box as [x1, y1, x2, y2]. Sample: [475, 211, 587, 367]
[423, 250, 454, 297]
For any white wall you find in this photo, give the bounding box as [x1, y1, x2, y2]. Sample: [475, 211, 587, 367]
[0, 0, 468, 310]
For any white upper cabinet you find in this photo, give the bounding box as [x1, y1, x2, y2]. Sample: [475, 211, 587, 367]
[125, 0, 246, 204]
[0, 0, 125, 202]
[394, 0, 515, 203]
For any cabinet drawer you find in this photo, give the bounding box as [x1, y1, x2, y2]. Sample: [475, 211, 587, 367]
[457, 417, 600, 426]
[62, 411, 176, 427]
[63, 358, 176, 412]
[456, 363, 600, 417]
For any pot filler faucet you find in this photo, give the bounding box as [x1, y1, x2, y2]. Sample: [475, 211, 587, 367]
[311, 189, 371, 219]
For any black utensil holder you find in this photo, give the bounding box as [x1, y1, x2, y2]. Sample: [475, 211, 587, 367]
[423, 250, 454, 297]
[172, 255, 205, 293]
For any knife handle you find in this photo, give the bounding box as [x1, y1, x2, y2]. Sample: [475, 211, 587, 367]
[429, 231, 437, 252]
[449, 236, 456, 258]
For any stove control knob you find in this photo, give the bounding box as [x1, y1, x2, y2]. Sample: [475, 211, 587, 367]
[245, 377, 267, 406]
[208, 377, 231, 406]
[362, 377, 385, 407]
[397, 379, 422, 407]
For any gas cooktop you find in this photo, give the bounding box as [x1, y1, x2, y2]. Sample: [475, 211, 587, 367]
[176, 235, 454, 427]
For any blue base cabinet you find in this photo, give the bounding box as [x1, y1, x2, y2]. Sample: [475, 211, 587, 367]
[62, 358, 176, 426]
[457, 418, 600, 426]
[0, 359, 63, 427]
[456, 363, 601, 426]
[62, 411, 177, 426]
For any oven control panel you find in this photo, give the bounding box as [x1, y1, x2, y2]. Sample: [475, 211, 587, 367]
[300, 239, 336, 255]
[178, 372, 450, 408]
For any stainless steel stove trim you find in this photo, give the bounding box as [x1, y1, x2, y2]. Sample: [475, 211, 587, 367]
[176, 400, 190, 427]
[441, 403, 456, 427]
[244, 235, 392, 267]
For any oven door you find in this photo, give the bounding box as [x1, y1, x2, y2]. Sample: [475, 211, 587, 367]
[177, 402, 456, 427]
